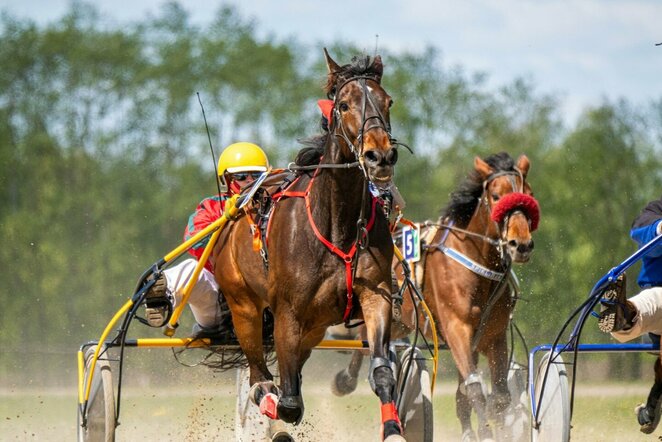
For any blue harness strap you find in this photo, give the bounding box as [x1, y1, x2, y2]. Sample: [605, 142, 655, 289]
[429, 219, 505, 281]
[435, 244, 505, 281]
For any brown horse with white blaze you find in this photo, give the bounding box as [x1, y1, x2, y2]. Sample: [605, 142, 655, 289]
[407, 152, 538, 441]
[213, 49, 405, 440]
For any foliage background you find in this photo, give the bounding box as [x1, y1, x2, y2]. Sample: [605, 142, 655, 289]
[2, 2, 662, 385]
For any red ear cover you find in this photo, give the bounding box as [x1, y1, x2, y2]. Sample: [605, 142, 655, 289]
[490, 192, 540, 231]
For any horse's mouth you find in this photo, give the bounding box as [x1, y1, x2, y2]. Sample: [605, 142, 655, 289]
[367, 166, 394, 187]
[510, 252, 532, 264]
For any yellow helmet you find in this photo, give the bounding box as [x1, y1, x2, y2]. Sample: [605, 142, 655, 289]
[218, 142, 269, 176]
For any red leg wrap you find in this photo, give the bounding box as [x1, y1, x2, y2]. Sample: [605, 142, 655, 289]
[380, 401, 402, 439]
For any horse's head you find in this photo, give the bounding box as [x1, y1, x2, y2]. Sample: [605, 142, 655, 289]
[475, 153, 539, 263]
[323, 49, 397, 187]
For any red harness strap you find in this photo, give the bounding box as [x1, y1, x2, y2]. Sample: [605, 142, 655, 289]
[270, 167, 381, 322]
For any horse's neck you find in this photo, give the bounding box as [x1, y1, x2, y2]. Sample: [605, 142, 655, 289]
[309, 155, 367, 243]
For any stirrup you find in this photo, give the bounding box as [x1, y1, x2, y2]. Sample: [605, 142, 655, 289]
[144, 275, 171, 328]
[597, 274, 628, 333]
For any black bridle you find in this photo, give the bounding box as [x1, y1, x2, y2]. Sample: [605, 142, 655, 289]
[330, 75, 395, 177]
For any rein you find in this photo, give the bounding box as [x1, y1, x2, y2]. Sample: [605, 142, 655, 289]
[286, 161, 360, 172]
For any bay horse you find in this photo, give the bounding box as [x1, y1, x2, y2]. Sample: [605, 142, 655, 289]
[213, 49, 404, 440]
[331, 152, 539, 441]
[410, 152, 538, 441]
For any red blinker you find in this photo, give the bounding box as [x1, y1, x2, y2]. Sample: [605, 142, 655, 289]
[317, 99, 334, 122]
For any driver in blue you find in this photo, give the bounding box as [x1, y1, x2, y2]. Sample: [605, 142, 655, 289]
[598, 196, 662, 434]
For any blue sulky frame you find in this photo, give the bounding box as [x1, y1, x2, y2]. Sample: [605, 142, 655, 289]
[529, 233, 662, 432]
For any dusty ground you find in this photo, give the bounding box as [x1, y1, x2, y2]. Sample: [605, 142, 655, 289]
[1, 348, 660, 441]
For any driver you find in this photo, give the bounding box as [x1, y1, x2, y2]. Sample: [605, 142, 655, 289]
[598, 195, 662, 434]
[144, 142, 269, 339]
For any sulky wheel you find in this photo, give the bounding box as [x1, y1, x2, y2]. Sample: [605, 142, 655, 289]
[77, 345, 115, 442]
[395, 346, 433, 442]
[531, 352, 570, 442]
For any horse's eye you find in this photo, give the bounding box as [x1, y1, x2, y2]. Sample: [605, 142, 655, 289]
[492, 193, 500, 202]
[339, 102, 349, 112]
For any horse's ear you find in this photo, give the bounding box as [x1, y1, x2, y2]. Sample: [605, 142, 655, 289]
[517, 154, 530, 178]
[324, 48, 341, 75]
[370, 55, 384, 82]
[474, 156, 493, 180]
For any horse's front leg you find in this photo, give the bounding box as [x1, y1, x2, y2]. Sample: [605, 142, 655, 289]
[445, 320, 492, 441]
[360, 285, 404, 441]
[455, 372, 475, 442]
[270, 305, 319, 425]
[486, 333, 511, 419]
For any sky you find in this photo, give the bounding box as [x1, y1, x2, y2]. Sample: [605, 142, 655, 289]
[2, 0, 661, 124]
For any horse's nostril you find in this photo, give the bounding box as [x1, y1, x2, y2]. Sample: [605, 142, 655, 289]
[386, 148, 398, 165]
[516, 240, 534, 254]
[508, 240, 518, 248]
[364, 150, 380, 165]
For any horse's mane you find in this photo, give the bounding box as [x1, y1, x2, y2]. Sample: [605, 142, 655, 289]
[324, 54, 382, 98]
[294, 136, 325, 167]
[441, 152, 516, 227]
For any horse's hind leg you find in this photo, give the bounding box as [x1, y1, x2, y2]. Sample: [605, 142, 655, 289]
[332, 327, 366, 396]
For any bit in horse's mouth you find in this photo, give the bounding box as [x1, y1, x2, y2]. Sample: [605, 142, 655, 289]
[370, 176, 393, 189]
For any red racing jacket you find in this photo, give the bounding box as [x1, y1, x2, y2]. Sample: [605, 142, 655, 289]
[184, 194, 230, 272]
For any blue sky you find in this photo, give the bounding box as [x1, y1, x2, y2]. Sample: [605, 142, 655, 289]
[2, 0, 661, 124]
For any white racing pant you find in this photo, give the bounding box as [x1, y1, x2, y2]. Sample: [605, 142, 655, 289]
[611, 286, 662, 342]
[162, 258, 222, 328]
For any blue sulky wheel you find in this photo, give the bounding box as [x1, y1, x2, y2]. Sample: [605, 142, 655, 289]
[395, 346, 434, 442]
[78, 345, 116, 442]
[531, 352, 570, 442]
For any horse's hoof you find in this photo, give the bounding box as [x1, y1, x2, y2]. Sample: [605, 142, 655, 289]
[383, 435, 406, 442]
[249, 381, 279, 406]
[277, 395, 304, 425]
[461, 429, 477, 442]
[271, 431, 294, 442]
[331, 369, 358, 396]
